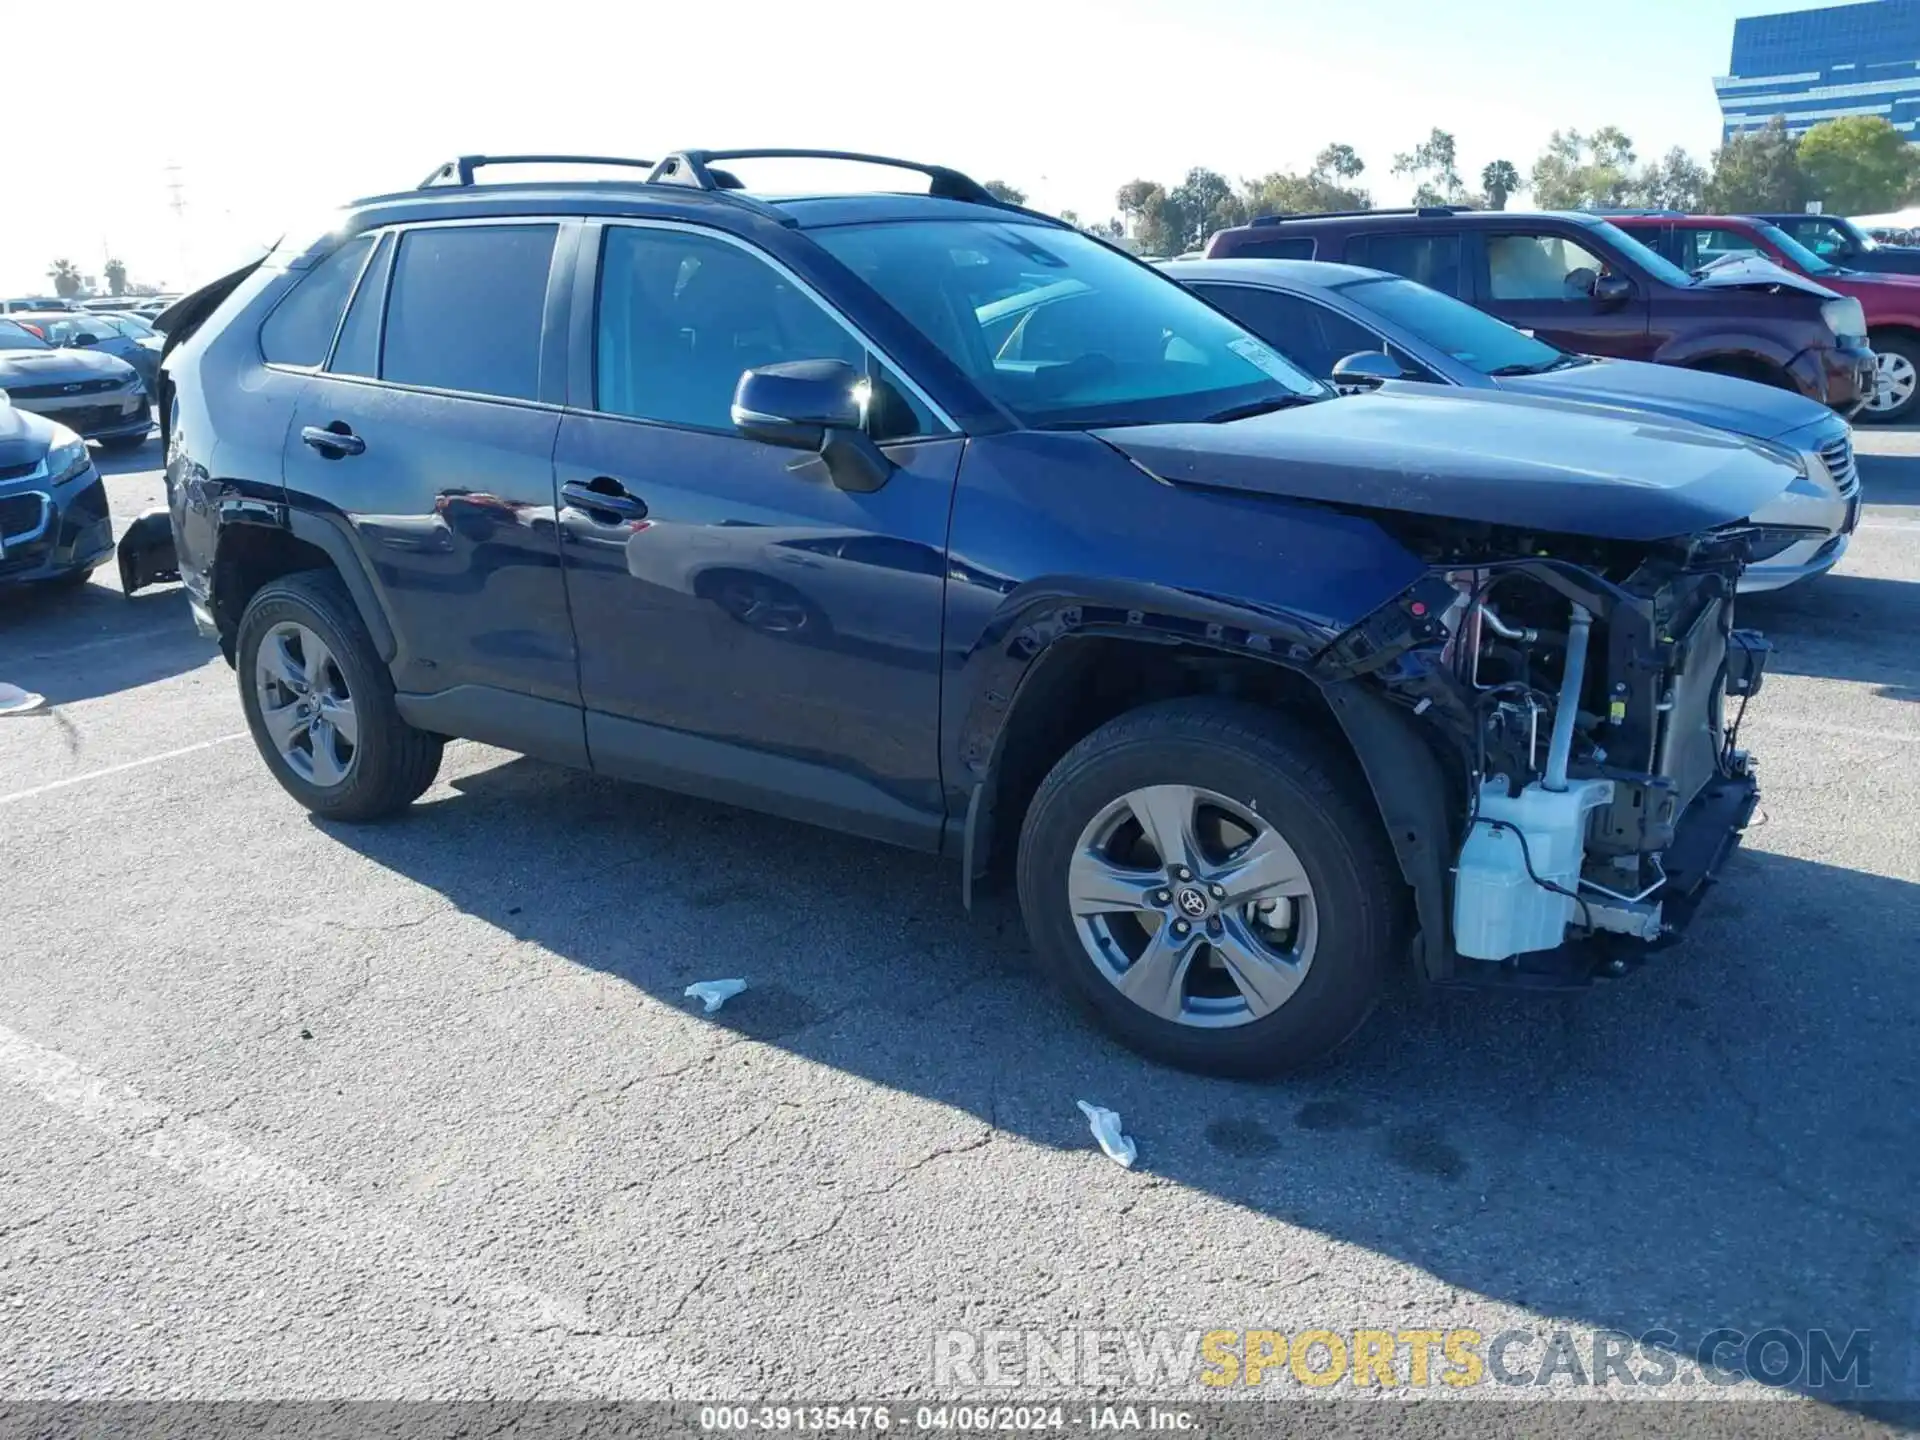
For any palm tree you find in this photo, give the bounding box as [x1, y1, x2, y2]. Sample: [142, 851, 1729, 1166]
[47, 259, 83, 298]
[104, 258, 128, 296]
[1480, 161, 1522, 211]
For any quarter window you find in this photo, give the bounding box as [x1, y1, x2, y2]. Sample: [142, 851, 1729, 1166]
[259, 235, 374, 367]
[1486, 233, 1612, 301]
[381, 225, 556, 401]
[594, 225, 931, 439]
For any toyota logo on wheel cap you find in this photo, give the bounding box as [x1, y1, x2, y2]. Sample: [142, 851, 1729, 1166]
[1176, 888, 1209, 918]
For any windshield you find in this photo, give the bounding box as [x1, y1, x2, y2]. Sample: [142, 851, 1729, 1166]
[1584, 219, 1696, 289]
[1753, 222, 1839, 275]
[811, 219, 1325, 428]
[25, 315, 107, 345]
[0, 320, 51, 352]
[1335, 275, 1571, 375]
[1834, 217, 1878, 252]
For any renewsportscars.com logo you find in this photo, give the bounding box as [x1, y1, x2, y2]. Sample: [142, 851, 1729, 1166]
[932, 1327, 1874, 1392]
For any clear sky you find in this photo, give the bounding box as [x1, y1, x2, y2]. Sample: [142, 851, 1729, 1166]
[1, 0, 1870, 294]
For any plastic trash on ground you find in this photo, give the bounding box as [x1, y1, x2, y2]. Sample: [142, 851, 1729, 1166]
[0, 684, 46, 717]
[1076, 1100, 1138, 1169]
[684, 979, 748, 1014]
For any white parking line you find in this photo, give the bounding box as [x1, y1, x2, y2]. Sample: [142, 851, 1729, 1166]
[0, 1019, 703, 1397]
[0, 732, 249, 807]
[1857, 519, 1920, 533]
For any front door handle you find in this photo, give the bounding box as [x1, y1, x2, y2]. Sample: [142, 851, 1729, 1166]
[301, 424, 365, 457]
[561, 477, 648, 520]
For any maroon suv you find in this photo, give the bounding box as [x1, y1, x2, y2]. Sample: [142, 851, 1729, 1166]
[1206, 208, 1874, 414]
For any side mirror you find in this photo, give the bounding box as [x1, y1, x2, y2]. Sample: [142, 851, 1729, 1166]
[1330, 351, 1404, 391]
[1592, 273, 1633, 308]
[731, 359, 893, 493]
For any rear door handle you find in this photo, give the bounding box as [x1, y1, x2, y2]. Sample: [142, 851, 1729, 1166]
[561, 477, 648, 520]
[301, 424, 365, 457]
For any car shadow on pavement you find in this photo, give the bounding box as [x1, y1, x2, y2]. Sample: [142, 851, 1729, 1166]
[323, 754, 1918, 1410]
[1743, 573, 1920, 702]
[0, 578, 213, 706]
[1855, 451, 1920, 507]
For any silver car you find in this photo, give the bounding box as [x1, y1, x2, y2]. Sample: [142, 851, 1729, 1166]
[1164, 258, 1860, 592]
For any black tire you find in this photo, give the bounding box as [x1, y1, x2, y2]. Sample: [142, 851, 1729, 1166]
[235, 570, 443, 821]
[1016, 698, 1402, 1077]
[96, 432, 150, 453]
[1860, 332, 1920, 424]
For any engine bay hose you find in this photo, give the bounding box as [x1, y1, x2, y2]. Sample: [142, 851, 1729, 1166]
[1542, 603, 1592, 792]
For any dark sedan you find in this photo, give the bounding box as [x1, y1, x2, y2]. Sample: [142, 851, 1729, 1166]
[1165, 257, 1859, 592]
[0, 395, 113, 587]
[0, 319, 150, 449]
[1752, 212, 1920, 275]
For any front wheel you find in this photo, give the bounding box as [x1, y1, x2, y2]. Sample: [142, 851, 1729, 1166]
[1861, 334, 1920, 423]
[236, 570, 443, 821]
[1016, 698, 1403, 1077]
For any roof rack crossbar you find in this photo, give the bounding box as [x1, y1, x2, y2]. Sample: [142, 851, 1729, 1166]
[646, 149, 996, 204]
[418, 154, 658, 189]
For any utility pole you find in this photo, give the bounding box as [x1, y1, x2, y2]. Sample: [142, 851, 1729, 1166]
[164, 162, 192, 288]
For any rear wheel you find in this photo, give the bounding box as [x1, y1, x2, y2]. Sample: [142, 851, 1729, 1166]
[1862, 334, 1920, 423]
[1016, 698, 1402, 1077]
[236, 570, 443, 821]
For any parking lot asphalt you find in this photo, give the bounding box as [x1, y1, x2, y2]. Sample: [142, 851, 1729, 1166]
[0, 431, 1915, 1412]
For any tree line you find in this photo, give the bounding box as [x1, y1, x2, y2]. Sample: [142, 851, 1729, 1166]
[41, 256, 160, 300]
[991, 115, 1920, 255]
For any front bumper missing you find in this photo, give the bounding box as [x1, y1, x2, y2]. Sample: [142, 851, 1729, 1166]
[1441, 766, 1760, 991]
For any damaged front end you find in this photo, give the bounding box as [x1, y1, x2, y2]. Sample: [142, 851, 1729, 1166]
[1317, 515, 1796, 986]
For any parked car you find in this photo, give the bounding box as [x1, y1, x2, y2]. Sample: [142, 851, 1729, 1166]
[1607, 213, 1920, 424]
[13, 309, 163, 391]
[1164, 257, 1860, 592]
[1205, 208, 1875, 417]
[1749, 212, 1920, 276]
[139, 149, 1790, 1074]
[0, 393, 114, 587]
[0, 319, 150, 449]
[1, 296, 81, 314]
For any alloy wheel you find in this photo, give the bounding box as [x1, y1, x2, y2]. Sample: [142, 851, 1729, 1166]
[254, 621, 359, 787]
[1869, 350, 1917, 415]
[1067, 783, 1318, 1028]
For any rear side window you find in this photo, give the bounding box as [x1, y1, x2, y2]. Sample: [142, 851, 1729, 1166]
[1220, 234, 1316, 260]
[258, 236, 374, 367]
[382, 225, 556, 401]
[329, 233, 393, 378]
[1344, 233, 1462, 297]
[1194, 285, 1382, 378]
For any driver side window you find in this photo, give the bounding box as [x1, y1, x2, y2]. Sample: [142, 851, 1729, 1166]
[594, 226, 932, 440]
[1487, 233, 1611, 301]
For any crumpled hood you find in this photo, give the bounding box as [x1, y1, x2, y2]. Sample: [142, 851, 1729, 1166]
[1689, 254, 1839, 300]
[1500, 356, 1833, 443]
[1093, 385, 1801, 542]
[0, 347, 137, 386]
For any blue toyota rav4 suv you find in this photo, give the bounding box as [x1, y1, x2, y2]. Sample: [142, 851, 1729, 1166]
[140, 150, 1794, 1074]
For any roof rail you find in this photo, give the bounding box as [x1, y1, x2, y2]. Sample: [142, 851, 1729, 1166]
[1248, 205, 1472, 226]
[1582, 206, 1685, 217]
[418, 154, 658, 189]
[646, 149, 997, 204]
